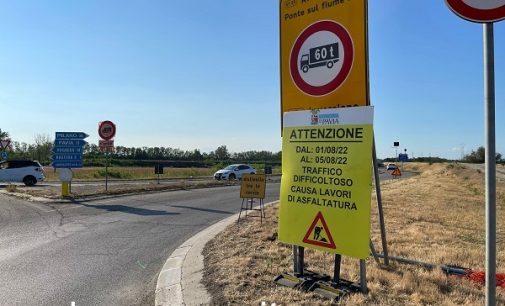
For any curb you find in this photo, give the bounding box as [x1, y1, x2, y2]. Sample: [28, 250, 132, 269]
[155, 200, 279, 306]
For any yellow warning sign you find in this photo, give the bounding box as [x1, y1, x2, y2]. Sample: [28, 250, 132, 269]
[278, 106, 373, 259]
[240, 174, 266, 199]
[391, 168, 401, 177]
[280, 0, 369, 113]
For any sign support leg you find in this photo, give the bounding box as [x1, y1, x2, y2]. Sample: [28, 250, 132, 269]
[359, 259, 367, 293]
[105, 153, 109, 192]
[373, 139, 389, 265]
[369, 240, 380, 264]
[293, 246, 298, 275]
[293, 246, 304, 276]
[333, 254, 341, 285]
[484, 22, 496, 306]
[238, 198, 246, 224]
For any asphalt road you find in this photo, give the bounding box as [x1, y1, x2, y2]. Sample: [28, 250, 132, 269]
[0, 183, 280, 306]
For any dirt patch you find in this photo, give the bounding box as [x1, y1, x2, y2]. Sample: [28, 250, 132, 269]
[203, 163, 505, 305]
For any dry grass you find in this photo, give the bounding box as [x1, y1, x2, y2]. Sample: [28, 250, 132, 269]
[203, 163, 505, 305]
[42, 166, 215, 181]
[5, 184, 17, 192]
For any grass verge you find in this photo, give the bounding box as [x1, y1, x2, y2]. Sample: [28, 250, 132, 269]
[203, 163, 505, 305]
[43, 166, 216, 181]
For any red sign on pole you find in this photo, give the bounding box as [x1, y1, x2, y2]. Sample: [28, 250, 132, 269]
[445, 0, 505, 23]
[98, 121, 116, 140]
[289, 20, 354, 97]
[1, 139, 11, 150]
[99, 140, 114, 153]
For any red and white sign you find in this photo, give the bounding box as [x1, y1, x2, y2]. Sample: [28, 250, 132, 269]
[290, 20, 354, 97]
[302, 212, 336, 249]
[98, 121, 116, 141]
[445, 0, 505, 22]
[99, 140, 114, 153]
[0, 139, 11, 150]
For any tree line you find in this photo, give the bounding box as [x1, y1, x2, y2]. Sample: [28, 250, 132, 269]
[462, 146, 503, 164]
[2, 129, 502, 166]
[0, 130, 281, 167]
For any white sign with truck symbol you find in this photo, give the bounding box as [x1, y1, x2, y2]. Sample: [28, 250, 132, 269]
[290, 20, 354, 97]
[300, 42, 339, 74]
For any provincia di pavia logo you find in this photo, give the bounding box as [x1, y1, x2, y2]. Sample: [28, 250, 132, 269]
[311, 109, 339, 125]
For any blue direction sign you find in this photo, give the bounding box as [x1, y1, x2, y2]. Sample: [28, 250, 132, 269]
[52, 146, 83, 154]
[398, 153, 409, 162]
[52, 131, 88, 169]
[52, 161, 83, 168]
[51, 154, 83, 161]
[55, 132, 89, 139]
[54, 139, 87, 147]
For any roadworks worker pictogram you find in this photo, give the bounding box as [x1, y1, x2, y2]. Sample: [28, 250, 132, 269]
[303, 211, 336, 249]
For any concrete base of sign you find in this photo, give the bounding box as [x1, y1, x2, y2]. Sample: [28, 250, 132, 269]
[274, 270, 363, 302]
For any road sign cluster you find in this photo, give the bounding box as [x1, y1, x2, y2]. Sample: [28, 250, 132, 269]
[51, 132, 88, 168]
[1, 138, 10, 160]
[98, 121, 116, 153]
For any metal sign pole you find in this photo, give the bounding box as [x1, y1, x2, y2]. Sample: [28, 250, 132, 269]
[297, 246, 304, 276]
[105, 153, 109, 192]
[373, 139, 389, 265]
[483, 22, 496, 306]
[359, 259, 367, 293]
[333, 254, 341, 284]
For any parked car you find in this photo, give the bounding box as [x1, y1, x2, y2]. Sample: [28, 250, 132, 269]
[386, 163, 397, 171]
[0, 160, 45, 186]
[214, 164, 256, 180]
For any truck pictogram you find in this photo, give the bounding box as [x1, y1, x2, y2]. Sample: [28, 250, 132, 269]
[300, 42, 339, 73]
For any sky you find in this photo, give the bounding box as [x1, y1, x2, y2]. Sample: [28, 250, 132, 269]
[0, 1, 503, 160]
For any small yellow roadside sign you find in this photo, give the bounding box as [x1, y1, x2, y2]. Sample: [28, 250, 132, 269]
[278, 106, 374, 259]
[240, 174, 266, 199]
[280, 0, 369, 112]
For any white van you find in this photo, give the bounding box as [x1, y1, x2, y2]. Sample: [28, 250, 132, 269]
[0, 160, 45, 186]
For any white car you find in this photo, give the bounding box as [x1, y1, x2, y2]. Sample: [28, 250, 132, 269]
[386, 163, 397, 171]
[0, 160, 45, 186]
[214, 164, 256, 181]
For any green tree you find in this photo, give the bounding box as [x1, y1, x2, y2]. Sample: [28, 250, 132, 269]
[0, 129, 9, 142]
[214, 145, 230, 160]
[33, 134, 53, 163]
[463, 146, 502, 163]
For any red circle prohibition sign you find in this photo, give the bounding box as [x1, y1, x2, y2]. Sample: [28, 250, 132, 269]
[290, 20, 354, 97]
[445, 0, 505, 22]
[98, 120, 116, 140]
